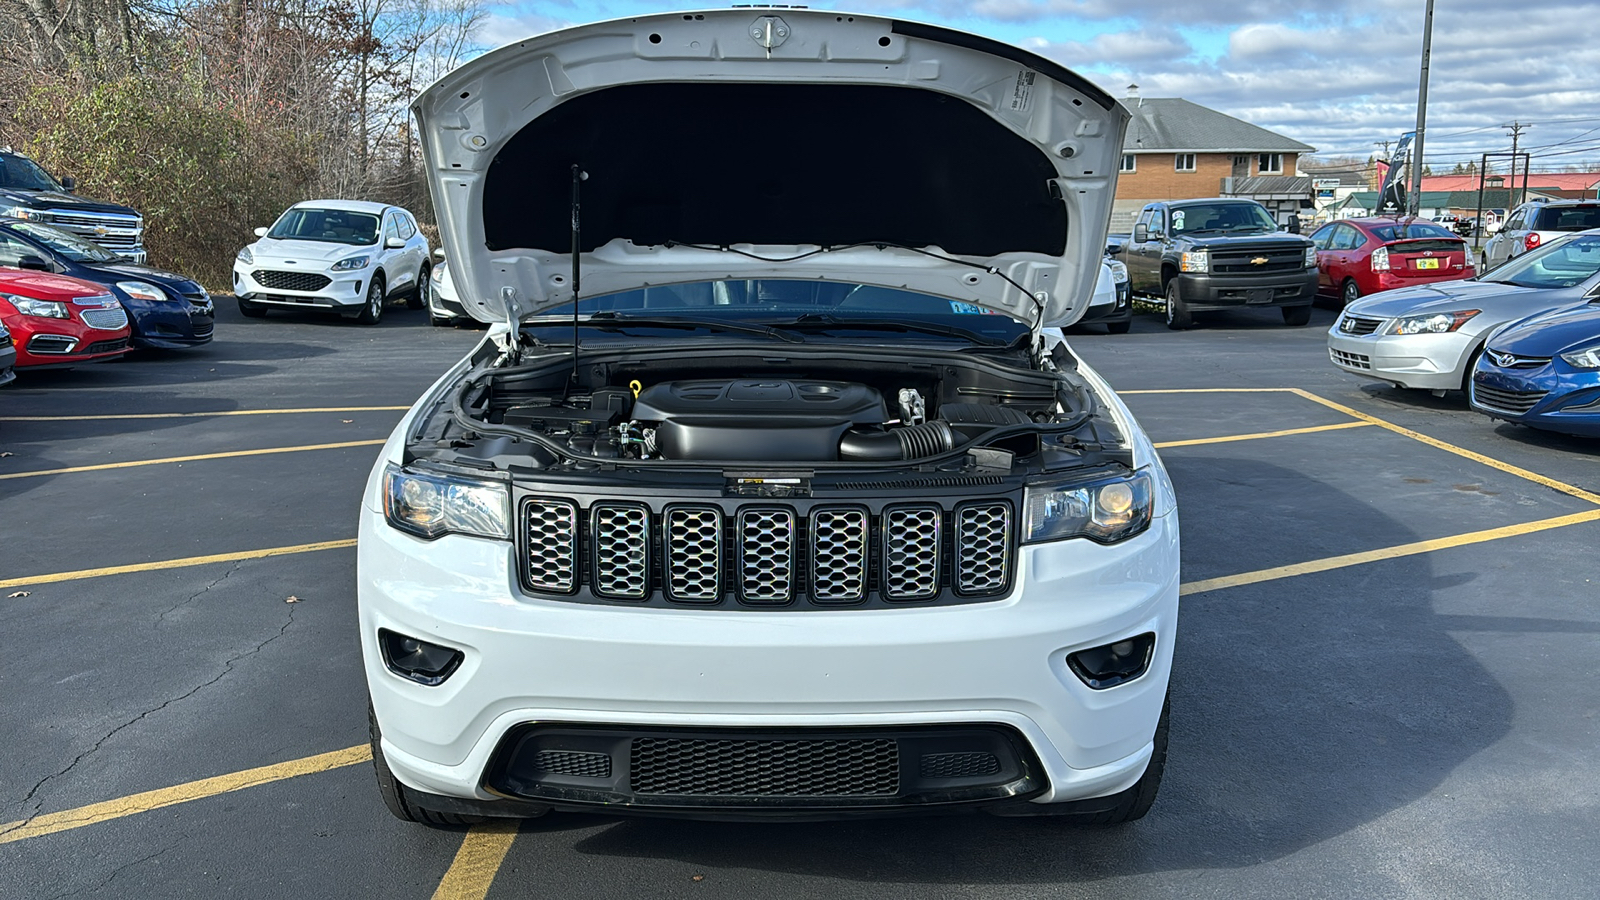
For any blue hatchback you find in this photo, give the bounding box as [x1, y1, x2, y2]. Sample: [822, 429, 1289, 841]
[0, 218, 214, 349]
[1470, 301, 1600, 437]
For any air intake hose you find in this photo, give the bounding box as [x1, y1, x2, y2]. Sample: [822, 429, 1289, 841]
[838, 421, 956, 461]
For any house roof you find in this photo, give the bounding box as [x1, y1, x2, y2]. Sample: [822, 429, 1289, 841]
[1224, 176, 1313, 199]
[1336, 189, 1544, 211]
[1121, 98, 1315, 154]
[1421, 173, 1600, 192]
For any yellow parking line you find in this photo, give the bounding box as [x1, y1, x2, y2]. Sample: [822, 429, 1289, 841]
[0, 439, 386, 481]
[1181, 509, 1600, 596]
[1288, 389, 1600, 507]
[432, 822, 520, 900]
[0, 745, 369, 845]
[1120, 388, 1296, 394]
[0, 539, 357, 590]
[1154, 420, 1372, 449]
[0, 406, 409, 422]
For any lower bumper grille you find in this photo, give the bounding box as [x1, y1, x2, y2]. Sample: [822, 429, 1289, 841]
[84, 338, 129, 355]
[1330, 347, 1371, 369]
[1472, 382, 1547, 415]
[631, 737, 899, 796]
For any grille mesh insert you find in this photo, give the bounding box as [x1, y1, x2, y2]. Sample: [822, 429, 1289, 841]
[919, 752, 1001, 779]
[532, 750, 612, 778]
[253, 269, 332, 292]
[956, 503, 1012, 594]
[739, 509, 795, 602]
[882, 507, 941, 600]
[810, 508, 868, 603]
[592, 505, 649, 598]
[1472, 383, 1547, 414]
[524, 499, 577, 592]
[80, 307, 128, 330]
[630, 738, 899, 796]
[666, 507, 722, 601]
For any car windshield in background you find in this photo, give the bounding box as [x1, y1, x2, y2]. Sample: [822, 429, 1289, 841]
[1532, 205, 1600, 232]
[267, 209, 380, 244]
[1370, 222, 1458, 242]
[1482, 233, 1600, 289]
[1169, 203, 1278, 236]
[12, 222, 121, 262]
[529, 279, 1029, 344]
[0, 153, 62, 192]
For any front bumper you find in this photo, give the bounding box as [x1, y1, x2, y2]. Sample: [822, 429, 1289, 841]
[1327, 322, 1477, 391]
[1172, 270, 1316, 311]
[233, 265, 367, 312]
[1471, 363, 1600, 437]
[1080, 284, 1132, 325]
[0, 342, 15, 385]
[125, 297, 215, 348]
[358, 503, 1180, 815]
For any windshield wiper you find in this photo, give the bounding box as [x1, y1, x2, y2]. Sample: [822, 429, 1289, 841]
[776, 313, 1012, 347]
[552, 312, 805, 343]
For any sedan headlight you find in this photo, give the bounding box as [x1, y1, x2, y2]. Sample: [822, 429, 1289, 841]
[1304, 246, 1318, 267]
[116, 281, 167, 303]
[1105, 258, 1128, 284]
[1023, 471, 1153, 545]
[1179, 250, 1208, 274]
[1561, 347, 1600, 369]
[331, 255, 370, 271]
[1390, 309, 1480, 335]
[1, 293, 68, 318]
[236, 245, 253, 265]
[383, 465, 510, 541]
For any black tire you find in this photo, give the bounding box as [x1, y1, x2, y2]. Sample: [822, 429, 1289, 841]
[407, 266, 429, 310]
[355, 276, 385, 325]
[369, 701, 481, 828]
[237, 297, 267, 318]
[1461, 345, 1484, 396]
[1073, 694, 1169, 825]
[1340, 278, 1360, 309]
[1163, 281, 1192, 330]
[1106, 319, 1132, 335]
[1282, 304, 1313, 326]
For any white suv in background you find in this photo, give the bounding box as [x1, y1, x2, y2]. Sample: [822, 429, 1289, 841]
[233, 200, 431, 324]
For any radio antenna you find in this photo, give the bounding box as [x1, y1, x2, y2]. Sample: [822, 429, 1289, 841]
[568, 164, 587, 393]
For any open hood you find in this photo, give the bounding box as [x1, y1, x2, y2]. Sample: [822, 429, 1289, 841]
[413, 9, 1128, 328]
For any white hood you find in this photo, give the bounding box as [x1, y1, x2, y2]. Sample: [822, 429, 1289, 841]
[413, 9, 1128, 328]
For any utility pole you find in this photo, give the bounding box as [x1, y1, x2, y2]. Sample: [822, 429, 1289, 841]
[1408, 0, 1434, 217]
[1502, 121, 1529, 207]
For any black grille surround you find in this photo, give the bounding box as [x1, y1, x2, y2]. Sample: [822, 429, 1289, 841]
[252, 269, 333, 292]
[1210, 245, 1310, 274]
[517, 491, 1019, 611]
[484, 724, 1045, 813]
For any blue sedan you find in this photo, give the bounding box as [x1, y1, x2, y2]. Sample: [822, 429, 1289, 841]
[1470, 301, 1600, 437]
[0, 218, 214, 349]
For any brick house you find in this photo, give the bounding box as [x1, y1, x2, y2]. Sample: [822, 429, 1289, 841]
[1113, 87, 1315, 232]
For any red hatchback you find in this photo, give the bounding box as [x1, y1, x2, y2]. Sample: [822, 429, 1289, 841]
[1309, 217, 1475, 307]
[0, 266, 132, 368]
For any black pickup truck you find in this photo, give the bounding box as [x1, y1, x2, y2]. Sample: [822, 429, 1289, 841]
[1117, 198, 1317, 328]
[0, 148, 146, 263]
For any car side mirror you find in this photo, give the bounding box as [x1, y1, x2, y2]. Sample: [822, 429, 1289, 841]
[1105, 242, 1120, 256]
[432, 247, 446, 260]
[385, 237, 406, 249]
[16, 254, 52, 272]
[253, 226, 269, 238]
[59, 175, 77, 193]
[1133, 224, 1149, 243]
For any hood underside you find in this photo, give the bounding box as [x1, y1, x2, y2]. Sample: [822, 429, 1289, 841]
[413, 9, 1128, 328]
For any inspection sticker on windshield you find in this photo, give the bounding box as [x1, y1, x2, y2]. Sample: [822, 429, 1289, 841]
[949, 301, 1000, 315]
[1010, 70, 1036, 112]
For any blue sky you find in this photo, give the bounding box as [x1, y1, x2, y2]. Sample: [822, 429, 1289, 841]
[476, 2, 1600, 172]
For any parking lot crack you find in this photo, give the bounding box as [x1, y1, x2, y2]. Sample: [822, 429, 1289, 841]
[45, 839, 182, 899]
[155, 560, 244, 628]
[1, 603, 298, 836]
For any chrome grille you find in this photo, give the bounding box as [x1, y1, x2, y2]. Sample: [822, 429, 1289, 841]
[1338, 315, 1383, 336]
[738, 509, 795, 602]
[810, 508, 868, 603]
[38, 211, 142, 252]
[1329, 347, 1371, 369]
[882, 506, 941, 600]
[524, 499, 578, 592]
[79, 306, 128, 330]
[1471, 382, 1547, 415]
[592, 504, 649, 599]
[955, 503, 1012, 594]
[253, 269, 332, 292]
[666, 507, 722, 602]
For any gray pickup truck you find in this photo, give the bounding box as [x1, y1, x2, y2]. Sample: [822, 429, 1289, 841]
[0, 148, 146, 263]
[1117, 197, 1317, 329]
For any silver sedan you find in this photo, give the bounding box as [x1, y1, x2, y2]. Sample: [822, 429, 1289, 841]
[1328, 229, 1600, 395]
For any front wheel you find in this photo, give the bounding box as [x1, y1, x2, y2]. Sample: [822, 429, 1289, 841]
[356, 277, 385, 325]
[1282, 304, 1313, 326]
[407, 266, 429, 310]
[1164, 281, 1192, 330]
[1340, 278, 1360, 309]
[370, 702, 480, 828]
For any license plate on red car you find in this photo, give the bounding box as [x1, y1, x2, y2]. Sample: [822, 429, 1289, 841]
[1415, 258, 1440, 270]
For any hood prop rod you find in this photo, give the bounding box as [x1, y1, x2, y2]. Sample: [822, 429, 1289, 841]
[566, 164, 587, 399]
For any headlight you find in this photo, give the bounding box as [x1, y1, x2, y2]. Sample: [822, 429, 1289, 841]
[1389, 309, 1480, 335]
[1, 293, 68, 318]
[1179, 250, 1208, 274]
[382, 465, 510, 541]
[116, 281, 166, 303]
[236, 245, 253, 265]
[1105, 259, 1128, 283]
[1304, 246, 1317, 267]
[2, 206, 38, 220]
[431, 260, 447, 282]
[331, 255, 370, 271]
[1561, 347, 1600, 369]
[1023, 471, 1153, 545]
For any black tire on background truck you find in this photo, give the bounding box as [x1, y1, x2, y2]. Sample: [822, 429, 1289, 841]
[1164, 280, 1192, 330]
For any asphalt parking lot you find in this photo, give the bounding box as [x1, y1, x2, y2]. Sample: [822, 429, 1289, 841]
[3, 300, 1598, 899]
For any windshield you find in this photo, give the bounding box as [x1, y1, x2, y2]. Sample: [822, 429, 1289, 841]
[1169, 203, 1278, 235]
[1370, 222, 1458, 242]
[0, 153, 62, 192]
[529, 279, 1030, 343]
[266, 208, 380, 245]
[11, 221, 121, 262]
[1482, 233, 1600, 289]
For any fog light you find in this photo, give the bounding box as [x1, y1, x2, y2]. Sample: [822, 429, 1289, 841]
[378, 628, 464, 686]
[1067, 632, 1155, 689]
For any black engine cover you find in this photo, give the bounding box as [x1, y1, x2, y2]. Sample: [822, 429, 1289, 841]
[632, 379, 887, 461]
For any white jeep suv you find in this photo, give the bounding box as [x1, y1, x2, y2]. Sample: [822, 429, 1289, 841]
[233, 200, 431, 323]
[358, 10, 1180, 825]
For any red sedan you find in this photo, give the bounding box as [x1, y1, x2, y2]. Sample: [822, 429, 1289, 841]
[0, 266, 131, 368]
[1309, 216, 1475, 308]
